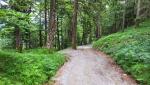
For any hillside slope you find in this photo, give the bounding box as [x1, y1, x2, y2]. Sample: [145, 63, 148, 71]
[93, 20, 150, 85]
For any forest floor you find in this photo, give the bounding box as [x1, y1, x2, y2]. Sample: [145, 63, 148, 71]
[52, 46, 137, 85]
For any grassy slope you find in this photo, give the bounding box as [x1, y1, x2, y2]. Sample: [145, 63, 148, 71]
[93, 20, 150, 85]
[0, 48, 66, 85]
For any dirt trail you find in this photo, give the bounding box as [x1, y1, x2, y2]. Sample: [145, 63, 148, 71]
[53, 46, 137, 85]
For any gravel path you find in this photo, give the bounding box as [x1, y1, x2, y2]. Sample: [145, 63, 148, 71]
[54, 46, 137, 85]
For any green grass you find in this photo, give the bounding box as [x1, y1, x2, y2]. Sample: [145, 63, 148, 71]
[0, 49, 66, 85]
[93, 20, 150, 85]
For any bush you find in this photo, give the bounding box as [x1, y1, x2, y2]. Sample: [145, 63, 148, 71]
[0, 38, 12, 49]
[93, 20, 150, 85]
[0, 49, 66, 85]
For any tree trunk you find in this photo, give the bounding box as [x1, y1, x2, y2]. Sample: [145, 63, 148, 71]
[82, 24, 86, 45]
[135, 0, 141, 27]
[39, 9, 43, 47]
[28, 31, 31, 48]
[71, 0, 78, 50]
[57, 16, 60, 50]
[60, 17, 64, 49]
[148, 0, 150, 17]
[122, 0, 126, 31]
[15, 27, 22, 52]
[95, 15, 102, 39]
[39, 30, 42, 47]
[47, 0, 56, 49]
[44, 0, 48, 46]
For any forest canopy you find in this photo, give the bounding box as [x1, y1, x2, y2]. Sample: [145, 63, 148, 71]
[0, 0, 149, 51]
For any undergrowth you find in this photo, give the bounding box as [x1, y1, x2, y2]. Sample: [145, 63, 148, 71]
[93, 20, 150, 85]
[0, 49, 66, 85]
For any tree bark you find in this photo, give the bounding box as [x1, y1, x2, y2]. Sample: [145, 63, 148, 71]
[28, 31, 31, 48]
[71, 0, 78, 50]
[47, 0, 57, 49]
[122, 0, 126, 31]
[82, 24, 86, 45]
[39, 9, 43, 47]
[44, 0, 48, 46]
[95, 15, 102, 39]
[39, 29, 42, 47]
[135, 0, 141, 27]
[57, 16, 60, 50]
[15, 27, 22, 52]
[60, 17, 64, 49]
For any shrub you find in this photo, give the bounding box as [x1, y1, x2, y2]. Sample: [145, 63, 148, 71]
[0, 38, 12, 49]
[0, 49, 66, 85]
[93, 20, 150, 85]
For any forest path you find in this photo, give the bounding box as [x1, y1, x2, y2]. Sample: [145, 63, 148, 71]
[53, 46, 137, 85]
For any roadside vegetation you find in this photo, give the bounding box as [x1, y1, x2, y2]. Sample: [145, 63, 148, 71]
[0, 49, 66, 85]
[93, 20, 150, 85]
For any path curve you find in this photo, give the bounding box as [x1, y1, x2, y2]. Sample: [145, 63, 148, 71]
[54, 46, 137, 85]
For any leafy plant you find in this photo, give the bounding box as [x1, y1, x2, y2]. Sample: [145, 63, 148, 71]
[0, 49, 66, 85]
[93, 20, 150, 85]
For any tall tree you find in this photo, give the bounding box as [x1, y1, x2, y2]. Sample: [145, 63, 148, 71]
[122, 0, 126, 30]
[71, 0, 78, 49]
[135, 0, 141, 27]
[47, 0, 56, 49]
[39, 8, 43, 47]
[14, 26, 22, 52]
[93, 1, 102, 39]
[95, 14, 102, 39]
[9, 0, 32, 52]
[44, 0, 48, 46]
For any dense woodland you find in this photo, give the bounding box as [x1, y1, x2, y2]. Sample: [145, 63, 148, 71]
[0, 0, 150, 85]
[0, 0, 149, 51]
